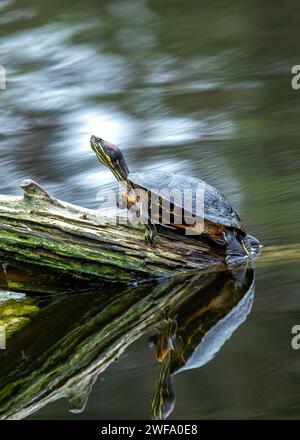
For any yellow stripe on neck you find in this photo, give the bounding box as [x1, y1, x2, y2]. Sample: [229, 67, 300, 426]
[241, 239, 249, 256]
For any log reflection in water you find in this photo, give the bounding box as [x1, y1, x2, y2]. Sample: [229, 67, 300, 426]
[150, 269, 255, 420]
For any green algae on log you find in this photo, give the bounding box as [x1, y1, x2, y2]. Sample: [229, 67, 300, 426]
[0, 180, 224, 283]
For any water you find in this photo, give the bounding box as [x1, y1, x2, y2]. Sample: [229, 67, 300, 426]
[0, 0, 300, 419]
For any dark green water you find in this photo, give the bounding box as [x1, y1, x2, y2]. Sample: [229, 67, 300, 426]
[0, 0, 300, 419]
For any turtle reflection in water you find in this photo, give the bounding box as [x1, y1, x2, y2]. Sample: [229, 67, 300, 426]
[149, 269, 255, 420]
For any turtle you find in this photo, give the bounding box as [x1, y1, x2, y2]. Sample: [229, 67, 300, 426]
[149, 269, 255, 420]
[90, 135, 261, 269]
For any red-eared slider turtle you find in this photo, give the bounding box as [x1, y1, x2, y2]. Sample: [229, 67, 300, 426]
[90, 136, 261, 269]
[150, 269, 255, 420]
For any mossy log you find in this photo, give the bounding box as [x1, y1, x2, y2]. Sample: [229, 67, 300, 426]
[0, 180, 225, 283]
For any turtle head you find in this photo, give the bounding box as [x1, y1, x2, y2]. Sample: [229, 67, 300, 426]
[243, 234, 263, 258]
[90, 135, 129, 182]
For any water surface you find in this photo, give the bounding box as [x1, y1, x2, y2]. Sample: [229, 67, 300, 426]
[0, 0, 300, 420]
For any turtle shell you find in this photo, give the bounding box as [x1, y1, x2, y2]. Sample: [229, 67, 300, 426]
[128, 170, 245, 232]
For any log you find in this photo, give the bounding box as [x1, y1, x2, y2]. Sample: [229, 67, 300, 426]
[0, 180, 225, 284]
